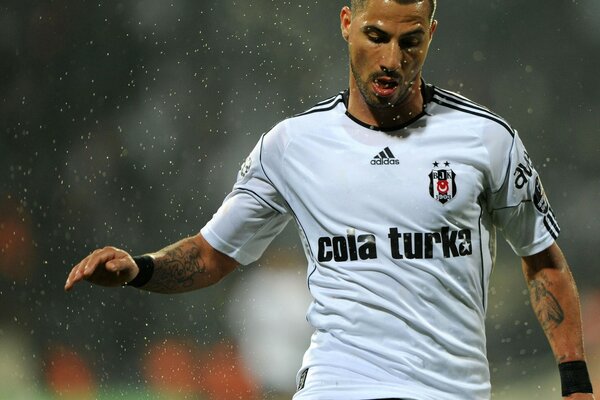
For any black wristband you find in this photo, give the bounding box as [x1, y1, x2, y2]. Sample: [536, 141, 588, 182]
[559, 360, 593, 397]
[126, 255, 155, 288]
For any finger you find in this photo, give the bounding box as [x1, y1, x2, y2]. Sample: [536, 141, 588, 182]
[105, 257, 130, 273]
[65, 248, 108, 290]
[65, 271, 75, 291]
[66, 265, 87, 290]
[82, 248, 117, 277]
[81, 249, 103, 276]
[65, 257, 90, 291]
[65, 269, 81, 291]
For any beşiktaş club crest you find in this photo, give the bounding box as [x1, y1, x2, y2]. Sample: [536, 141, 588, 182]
[429, 161, 457, 204]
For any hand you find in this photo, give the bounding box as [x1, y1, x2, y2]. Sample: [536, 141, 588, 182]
[64, 246, 139, 291]
[566, 393, 595, 399]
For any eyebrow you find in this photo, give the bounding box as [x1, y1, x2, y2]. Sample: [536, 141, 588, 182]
[362, 26, 389, 36]
[361, 25, 426, 37]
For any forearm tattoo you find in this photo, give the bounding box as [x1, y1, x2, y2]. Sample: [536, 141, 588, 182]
[528, 275, 565, 333]
[145, 240, 206, 293]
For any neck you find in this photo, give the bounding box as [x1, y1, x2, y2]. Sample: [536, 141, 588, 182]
[347, 78, 424, 129]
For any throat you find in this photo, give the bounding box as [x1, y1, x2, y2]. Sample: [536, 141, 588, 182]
[347, 79, 426, 130]
[370, 104, 424, 129]
[348, 96, 425, 130]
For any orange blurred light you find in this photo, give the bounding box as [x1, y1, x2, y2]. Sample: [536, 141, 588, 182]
[45, 345, 95, 399]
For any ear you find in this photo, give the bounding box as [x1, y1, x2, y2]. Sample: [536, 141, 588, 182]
[429, 19, 438, 41]
[340, 6, 352, 42]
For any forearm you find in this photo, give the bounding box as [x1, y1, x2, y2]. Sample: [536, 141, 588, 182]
[141, 235, 228, 294]
[523, 248, 586, 363]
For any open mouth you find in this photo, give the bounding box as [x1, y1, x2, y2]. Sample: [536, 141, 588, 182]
[373, 77, 399, 97]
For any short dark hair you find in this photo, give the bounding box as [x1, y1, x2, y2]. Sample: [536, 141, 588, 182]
[350, 0, 437, 22]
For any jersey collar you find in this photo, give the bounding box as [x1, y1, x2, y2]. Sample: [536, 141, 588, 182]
[342, 79, 435, 132]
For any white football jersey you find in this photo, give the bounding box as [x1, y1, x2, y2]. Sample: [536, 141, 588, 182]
[201, 83, 558, 400]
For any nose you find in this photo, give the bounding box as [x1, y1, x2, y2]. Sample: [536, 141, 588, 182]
[379, 42, 402, 73]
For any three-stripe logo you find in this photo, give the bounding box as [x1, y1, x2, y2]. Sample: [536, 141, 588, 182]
[371, 147, 400, 165]
[534, 176, 560, 239]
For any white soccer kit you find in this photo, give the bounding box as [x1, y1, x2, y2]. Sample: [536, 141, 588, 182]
[201, 83, 559, 400]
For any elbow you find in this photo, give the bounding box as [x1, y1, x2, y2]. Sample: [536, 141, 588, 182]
[196, 234, 238, 286]
[204, 259, 238, 286]
[211, 264, 229, 284]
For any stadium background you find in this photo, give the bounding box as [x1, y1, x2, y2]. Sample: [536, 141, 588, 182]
[1, 0, 599, 398]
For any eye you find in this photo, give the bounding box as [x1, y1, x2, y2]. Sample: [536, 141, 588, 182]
[401, 37, 422, 49]
[368, 34, 387, 44]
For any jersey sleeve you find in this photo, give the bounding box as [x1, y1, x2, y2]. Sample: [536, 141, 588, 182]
[201, 132, 291, 265]
[487, 131, 559, 257]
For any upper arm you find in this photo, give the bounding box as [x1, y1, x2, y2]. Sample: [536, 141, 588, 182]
[487, 130, 560, 257]
[200, 131, 291, 265]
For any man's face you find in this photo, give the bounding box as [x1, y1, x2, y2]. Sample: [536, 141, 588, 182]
[341, 0, 436, 110]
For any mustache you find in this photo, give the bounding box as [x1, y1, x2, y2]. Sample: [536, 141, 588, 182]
[370, 70, 401, 80]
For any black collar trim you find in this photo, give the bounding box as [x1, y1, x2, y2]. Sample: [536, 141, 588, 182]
[342, 80, 435, 132]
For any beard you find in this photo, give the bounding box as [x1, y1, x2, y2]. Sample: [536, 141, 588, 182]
[350, 60, 414, 110]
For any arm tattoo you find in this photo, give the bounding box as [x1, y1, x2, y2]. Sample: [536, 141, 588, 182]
[528, 277, 565, 332]
[145, 241, 206, 292]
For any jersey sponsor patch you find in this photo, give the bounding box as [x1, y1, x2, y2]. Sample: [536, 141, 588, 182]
[316, 226, 473, 262]
[429, 161, 457, 204]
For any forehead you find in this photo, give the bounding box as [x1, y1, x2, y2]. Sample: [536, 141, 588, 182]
[354, 0, 430, 32]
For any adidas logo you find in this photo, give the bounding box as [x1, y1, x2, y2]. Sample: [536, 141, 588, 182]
[371, 147, 400, 165]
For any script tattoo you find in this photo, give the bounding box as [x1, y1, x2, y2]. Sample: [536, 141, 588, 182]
[145, 241, 206, 293]
[528, 275, 564, 333]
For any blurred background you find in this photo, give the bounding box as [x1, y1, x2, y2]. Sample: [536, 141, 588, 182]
[1, 0, 599, 398]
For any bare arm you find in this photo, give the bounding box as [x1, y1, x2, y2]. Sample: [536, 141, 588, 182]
[64, 234, 238, 294]
[143, 234, 238, 293]
[522, 242, 594, 399]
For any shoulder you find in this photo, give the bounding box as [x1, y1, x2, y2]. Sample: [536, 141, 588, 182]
[428, 85, 516, 140]
[275, 92, 345, 133]
[258, 92, 345, 167]
[292, 92, 346, 120]
[427, 84, 521, 188]
[262, 91, 346, 148]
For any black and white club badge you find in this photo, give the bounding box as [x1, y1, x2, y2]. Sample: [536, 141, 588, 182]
[429, 161, 457, 204]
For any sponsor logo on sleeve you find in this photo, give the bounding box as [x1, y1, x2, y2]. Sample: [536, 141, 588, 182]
[514, 155, 560, 238]
[514, 151, 534, 189]
[533, 176, 549, 214]
[240, 156, 252, 177]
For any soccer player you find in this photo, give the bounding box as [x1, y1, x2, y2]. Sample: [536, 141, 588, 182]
[64, 0, 594, 398]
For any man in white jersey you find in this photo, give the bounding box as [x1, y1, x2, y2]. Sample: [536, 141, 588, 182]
[65, 0, 594, 398]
